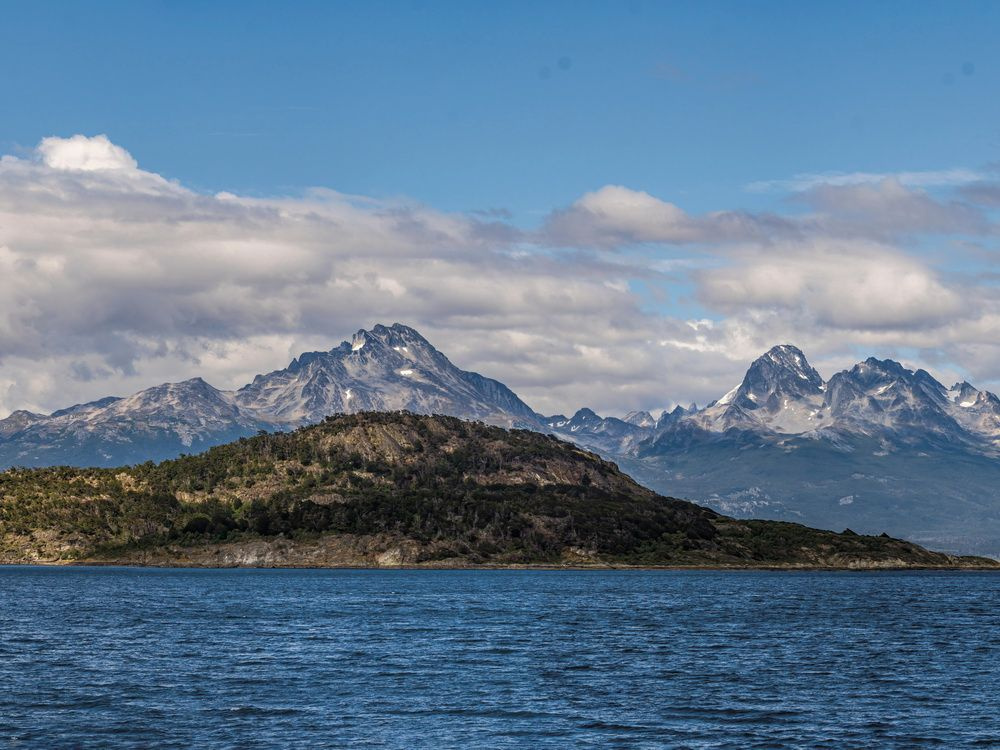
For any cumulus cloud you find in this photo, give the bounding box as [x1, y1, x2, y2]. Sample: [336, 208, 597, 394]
[540, 185, 793, 248]
[0, 135, 998, 418]
[544, 185, 694, 246]
[36, 133, 138, 171]
[797, 179, 989, 236]
[697, 239, 968, 331]
[538, 179, 988, 251]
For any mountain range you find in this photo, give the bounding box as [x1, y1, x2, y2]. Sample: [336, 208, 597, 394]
[551, 345, 1000, 557]
[0, 324, 537, 469]
[2, 323, 999, 556]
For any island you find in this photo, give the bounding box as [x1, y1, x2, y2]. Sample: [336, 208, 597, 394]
[0, 412, 994, 569]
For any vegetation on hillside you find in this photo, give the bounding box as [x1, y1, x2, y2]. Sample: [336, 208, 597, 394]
[0, 412, 992, 567]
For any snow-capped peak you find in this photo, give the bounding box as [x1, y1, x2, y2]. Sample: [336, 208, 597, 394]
[759, 344, 824, 387]
[690, 344, 826, 433]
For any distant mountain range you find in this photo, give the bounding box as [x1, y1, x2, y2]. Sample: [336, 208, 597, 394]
[550, 345, 1000, 558]
[2, 324, 999, 556]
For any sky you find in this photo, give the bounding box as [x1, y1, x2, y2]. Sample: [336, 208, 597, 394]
[1, 0, 999, 417]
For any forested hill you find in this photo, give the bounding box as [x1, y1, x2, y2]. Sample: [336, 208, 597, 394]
[0, 412, 993, 568]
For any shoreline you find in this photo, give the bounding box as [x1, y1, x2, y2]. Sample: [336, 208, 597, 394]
[3, 560, 998, 572]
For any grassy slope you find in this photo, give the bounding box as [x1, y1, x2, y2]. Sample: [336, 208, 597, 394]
[0, 412, 994, 568]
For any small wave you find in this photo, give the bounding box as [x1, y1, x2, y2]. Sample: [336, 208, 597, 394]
[225, 706, 302, 717]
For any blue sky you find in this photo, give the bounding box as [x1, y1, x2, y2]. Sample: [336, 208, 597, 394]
[0, 1, 999, 416]
[3, 1, 998, 216]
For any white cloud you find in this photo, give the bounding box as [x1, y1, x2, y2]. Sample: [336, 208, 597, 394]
[697, 239, 968, 331]
[541, 184, 792, 248]
[542, 185, 698, 247]
[37, 134, 138, 171]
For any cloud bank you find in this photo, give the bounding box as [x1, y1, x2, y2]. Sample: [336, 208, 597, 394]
[0, 135, 998, 417]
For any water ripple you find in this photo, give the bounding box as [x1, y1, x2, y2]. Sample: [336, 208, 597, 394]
[0, 567, 998, 748]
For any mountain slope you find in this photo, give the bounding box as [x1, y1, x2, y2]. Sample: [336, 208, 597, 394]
[0, 412, 990, 569]
[0, 379, 267, 468]
[0, 324, 541, 469]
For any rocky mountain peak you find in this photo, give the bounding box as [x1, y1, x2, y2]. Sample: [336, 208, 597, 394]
[848, 357, 910, 387]
[112, 377, 238, 416]
[657, 405, 689, 427]
[948, 381, 997, 410]
[837, 358, 949, 403]
[623, 410, 656, 428]
[570, 408, 601, 423]
[758, 344, 823, 384]
[349, 329, 371, 352]
[681, 345, 828, 434]
[234, 323, 538, 428]
[288, 350, 327, 373]
[49, 396, 123, 419]
[4, 409, 43, 422]
[0, 410, 46, 438]
[726, 344, 824, 413]
[374, 322, 426, 342]
[347, 323, 430, 352]
[765, 343, 812, 367]
[543, 406, 653, 454]
[819, 357, 977, 446]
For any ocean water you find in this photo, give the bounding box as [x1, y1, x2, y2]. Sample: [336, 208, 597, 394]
[1, 568, 998, 749]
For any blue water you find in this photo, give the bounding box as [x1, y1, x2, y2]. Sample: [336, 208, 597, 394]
[1, 569, 998, 749]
